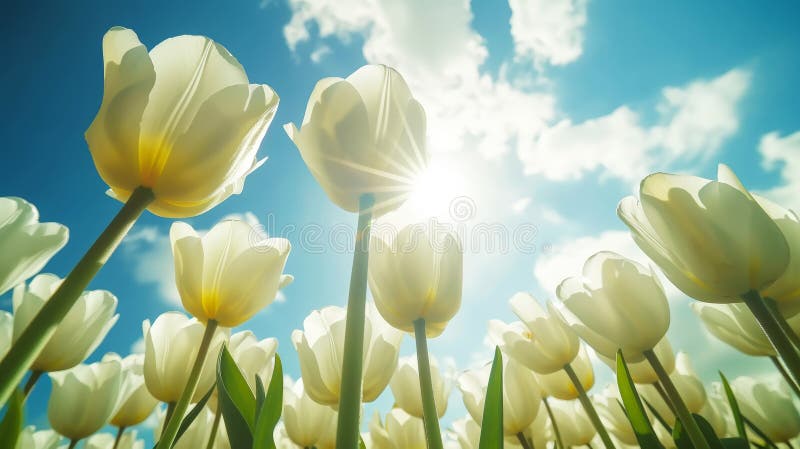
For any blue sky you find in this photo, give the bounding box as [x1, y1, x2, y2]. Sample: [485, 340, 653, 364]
[3, 0, 800, 443]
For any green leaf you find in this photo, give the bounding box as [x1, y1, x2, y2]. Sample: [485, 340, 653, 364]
[616, 350, 665, 449]
[643, 397, 672, 434]
[694, 413, 724, 449]
[217, 344, 255, 449]
[360, 436, 367, 449]
[719, 372, 745, 440]
[173, 383, 215, 447]
[479, 347, 504, 449]
[0, 389, 24, 449]
[253, 354, 284, 449]
[719, 438, 749, 449]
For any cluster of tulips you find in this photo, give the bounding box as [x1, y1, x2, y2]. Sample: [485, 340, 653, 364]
[1, 25, 799, 449]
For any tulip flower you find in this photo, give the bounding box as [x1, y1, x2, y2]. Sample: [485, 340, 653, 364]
[639, 352, 707, 425]
[110, 354, 158, 428]
[550, 400, 597, 447]
[536, 345, 594, 400]
[458, 356, 541, 436]
[284, 64, 428, 216]
[368, 409, 427, 449]
[14, 427, 61, 449]
[155, 406, 228, 449]
[86, 26, 278, 217]
[692, 302, 775, 357]
[595, 385, 639, 445]
[0, 197, 68, 296]
[47, 358, 124, 443]
[511, 408, 551, 449]
[170, 219, 291, 328]
[699, 394, 729, 438]
[292, 304, 403, 406]
[12, 274, 118, 377]
[618, 164, 800, 390]
[597, 337, 675, 385]
[286, 64, 427, 448]
[274, 424, 301, 449]
[0, 311, 12, 359]
[732, 376, 800, 443]
[142, 312, 228, 403]
[283, 378, 337, 447]
[501, 292, 580, 374]
[84, 430, 144, 449]
[755, 196, 800, 316]
[390, 355, 451, 418]
[451, 416, 481, 449]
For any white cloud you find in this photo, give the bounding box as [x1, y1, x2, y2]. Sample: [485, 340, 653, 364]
[512, 197, 532, 214]
[508, 0, 588, 66]
[759, 129, 800, 210]
[518, 69, 751, 181]
[130, 337, 145, 354]
[309, 45, 331, 64]
[122, 226, 180, 306]
[541, 207, 566, 224]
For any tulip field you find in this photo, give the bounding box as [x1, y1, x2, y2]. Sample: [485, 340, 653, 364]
[2, 5, 800, 449]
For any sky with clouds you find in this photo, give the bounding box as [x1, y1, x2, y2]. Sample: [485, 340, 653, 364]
[2, 0, 800, 442]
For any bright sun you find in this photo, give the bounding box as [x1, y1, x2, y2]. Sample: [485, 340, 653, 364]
[400, 156, 472, 223]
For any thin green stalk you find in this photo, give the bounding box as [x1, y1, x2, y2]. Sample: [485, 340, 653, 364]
[67, 440, 79, 449]
[205, 406, 222, 449]
[156, 320, 219, 449]
[22, 370, 43, 400]
[744, 416, 779, 449]
[414, 318, 443, 449]
[516, 432, 533, 449]
[742, 290, 800, 387]
[0, 187, 154, 407]
[543, 396, 565, 449]
[770, 356, 800, 400]
[112, 426, 126, 449]
[563, 363, 616, 449]
[643, 349, 711, 449]
[764, 297, 800, 351]
[162, 402, 176, 435]
[652, 381, 676, 415]
[335, 194, 374, 449]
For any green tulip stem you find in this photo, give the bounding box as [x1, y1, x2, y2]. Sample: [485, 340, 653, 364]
[335, 193, 375, 449]
[205, 406, 222, 449]
[112, 426, 127, 449]
[156, 319, 219, 449]
[22, 370, 43, 399]
[67, 439, 79, 449]
[413, 318, 444, 449]
[770, 356, 800, 399]
[516, 432, 534, 449]
[163, 402, 176, 434]
[563, 363, 616, 449]
[543, 396, 565, 449]
[742, 290, 800, 387]
[643, 349, 711, 449]
[0, 186, 154, 407]
[764, 297, 800, 351]
[652, 381, 677, 415]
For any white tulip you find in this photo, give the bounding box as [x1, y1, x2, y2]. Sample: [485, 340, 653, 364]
[86, 27, 279, 218]
[84, 430, 144, 449]
[756, 195, 800, 316]
[557, 251, 670, 362]
[292, 304, 403, 406]
[390, 355, 450, 418]
[450, 416, 481, 449]
[551, 399, 597, 447]
[0, 197, 68, 296]
[368, 408, 427, 449]
[47, 358, 124, 440]
[14, 427, 61, 449]
[699, 394, 729, 438]
[170, 219, 291, 328]
[597, 337, 675, 385]
[618, 164, 789, 303]
[732, 376, 800, 443]
[285, 64, 428, 217]
[369, 225, 462, 337]
[283, 378, 337, 447]
[142, 312, 229, 403]
[12, 274, 118, 372]
[692, 301, 776, 357]
[536, 344, 595, 400]
[110, 353, 159, 427]
[0, 310, 12, 359]
[595, 384, 639, 445]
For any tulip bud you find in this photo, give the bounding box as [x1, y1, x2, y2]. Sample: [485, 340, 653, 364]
[699, 394, 729, 438]
[0, 311, 12, 359]
[142, 312, 229, 403]
[596, 337, 675, 385]
[285, 64, 428, 217]
[556, 251, 670, 362]
[0, 197, 68, 295]
[368, 225, 462, 337]
[536, 345, 594, 400]
[691, 302, 775, 356]
[283, 378, 337, 447]
[292, 304, 403, 406]
[595, 384, 639, 445]
[84, 430, 144, 449]
[756, 195, 800, 317]
[458, 356, 541, 435]
[451, 416, 481, 449]
[47, 358, 124, 440]
[491, 293, 580, 374]
[551, 399, 596, 446]
[14, 427, 61, 449]
[86, 27, 279, 218]
[732, 376, 800, 443]
[109, 354, 159, 427]
[390, 355, 451, 418]
[618, 164, 789, 303]
[170, 219, 291, 328]
[13, 274, 118, 372]
[369, 409, 427, 449]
